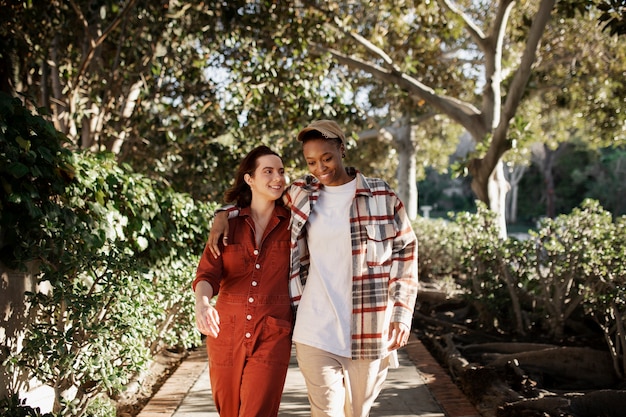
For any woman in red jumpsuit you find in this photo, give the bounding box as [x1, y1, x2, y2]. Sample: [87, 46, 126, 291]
[193, 146, 292, 417]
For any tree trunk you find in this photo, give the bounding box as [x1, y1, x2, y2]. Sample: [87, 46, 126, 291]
[375, 121, 419, 220]
[504, 163, 527, 224]
[531, 142, 567, 219]
[49, 34, 67, 135]
[469, 157, 510, 239]
[544, 159, 556, 218]
[394, 123, 418, 219]
[490, 161, 509, 239]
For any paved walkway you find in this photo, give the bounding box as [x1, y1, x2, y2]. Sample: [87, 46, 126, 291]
[137, 333, 480, 417]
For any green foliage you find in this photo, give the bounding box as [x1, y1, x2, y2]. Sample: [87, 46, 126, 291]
[421, 199, 626, 377]
[540, 200, 626, 377]
[526, 4, 626, 148]
[417, 168, 475, 214]
[453, 203, 532, 333]
[0, 92, 74, 267]
[0, 394, 56, 417]
[596, 0, 626, 36]
[2, 96, 214, 415]
[10, 151, 213, 415]
[412, 216, 463, 282]
[0, 0, 475, 203]
[0, 395, 56, 417]
[583, 147, 626, 215]
[517, 144, 626, 221]
[558, 0, 626, 36]
[83, 396, 115, 417]
[529, 200, 612, 339]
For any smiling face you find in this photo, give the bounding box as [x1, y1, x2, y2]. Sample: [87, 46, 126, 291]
[246, 154, 286, 202]
[302, 138, 351, 186]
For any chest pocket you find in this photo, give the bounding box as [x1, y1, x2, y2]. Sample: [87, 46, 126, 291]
[265, 239, 291, 273]
[222, 244, 251, 275]
[364, 223, 397, 267]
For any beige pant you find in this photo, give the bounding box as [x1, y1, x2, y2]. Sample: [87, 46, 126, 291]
[295, 343, 390, 417]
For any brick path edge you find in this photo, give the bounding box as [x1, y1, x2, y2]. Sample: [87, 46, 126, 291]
[137, 334, 481, 417]
[405, 334, 481, 417]
[135, 346, 207, 417]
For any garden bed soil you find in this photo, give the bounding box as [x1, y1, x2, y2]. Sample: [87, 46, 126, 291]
[413, 283, 626, 417]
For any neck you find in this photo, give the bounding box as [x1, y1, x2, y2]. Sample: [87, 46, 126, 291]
[333, 168, 355, 186]
[250, 198, 275, 217]
[249, 199, 276, 226]
[249, 199, 275, 247]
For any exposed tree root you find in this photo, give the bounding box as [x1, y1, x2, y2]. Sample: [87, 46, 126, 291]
[415, 304, 625, 417]
[498, 390, 626, 417]
[486, 346, 618, 389]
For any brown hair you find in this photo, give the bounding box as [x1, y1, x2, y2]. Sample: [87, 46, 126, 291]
[223, 145, 282, 208]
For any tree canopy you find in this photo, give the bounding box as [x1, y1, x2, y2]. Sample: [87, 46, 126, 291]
[1, 0, 624, 217]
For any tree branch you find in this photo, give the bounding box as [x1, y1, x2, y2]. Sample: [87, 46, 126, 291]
[313, 44, 486, 139]
[71, 0, 140, 86]
[438, 0, 488, 48]
[482, 0, 556, 193]
[500, 0, 556, 132]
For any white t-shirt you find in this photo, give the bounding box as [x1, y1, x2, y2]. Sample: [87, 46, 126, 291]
[292, 178, 356, 357]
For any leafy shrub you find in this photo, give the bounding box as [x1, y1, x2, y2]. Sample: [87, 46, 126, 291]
[420, 199, 626, 378]
[0, 92, 74, 266]
[525, 200, 626, 375]
[526, 200, 610, 339]
[8, 152, 215, 415]
[412, 216, 463, 282]
[566, 201, 626, 378]
[2, 95, 215, 415]
[453, 203, 533, 333]
[0, 395, 56, 417]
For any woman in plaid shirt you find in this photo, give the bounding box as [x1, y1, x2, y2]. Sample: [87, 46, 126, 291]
[209, 120, 418, 417]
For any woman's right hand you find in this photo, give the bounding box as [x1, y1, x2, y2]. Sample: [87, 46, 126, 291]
[195, 299, 221, 338]
[194, 281, 220, 338]
[207, 211, 230, 258]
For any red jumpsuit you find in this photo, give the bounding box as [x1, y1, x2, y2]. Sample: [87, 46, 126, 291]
[193, 205, 293, 417]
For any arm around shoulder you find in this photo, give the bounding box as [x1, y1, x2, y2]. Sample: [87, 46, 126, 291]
[207, 205, 240, 257]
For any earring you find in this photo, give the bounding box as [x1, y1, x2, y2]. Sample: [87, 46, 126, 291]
[342, 153, 346, 158]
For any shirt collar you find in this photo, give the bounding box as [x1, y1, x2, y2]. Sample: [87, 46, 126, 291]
[240, 205, 289, 220]
[303, 167, 371, 197]
[308, 167, 372, 198]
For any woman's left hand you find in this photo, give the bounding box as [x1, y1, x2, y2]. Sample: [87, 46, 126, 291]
[387, 322, 410, 351]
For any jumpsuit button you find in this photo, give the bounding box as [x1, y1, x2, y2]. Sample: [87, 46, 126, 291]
[245, 332, 251, 338]
[246, 315, 252, 320]
[255, 264, 260, 269]
[253, 249, 259, 255]
[249, 297, 254, 303]
[252, 281, 258, 286]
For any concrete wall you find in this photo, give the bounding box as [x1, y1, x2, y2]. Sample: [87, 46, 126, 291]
[0, 260, 52, 410]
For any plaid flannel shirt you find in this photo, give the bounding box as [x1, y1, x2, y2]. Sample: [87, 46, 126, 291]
[285, 167, 418, 360]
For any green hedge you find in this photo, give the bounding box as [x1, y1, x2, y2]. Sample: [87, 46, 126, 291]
[416, 200, 626, 379]
[1, 93, 216, 415]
